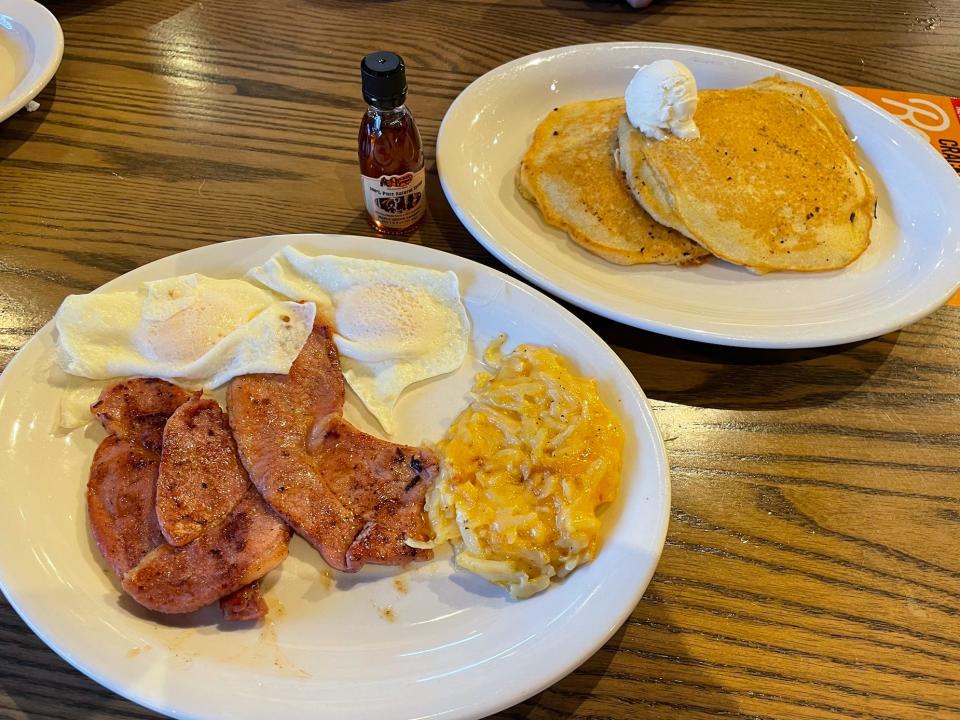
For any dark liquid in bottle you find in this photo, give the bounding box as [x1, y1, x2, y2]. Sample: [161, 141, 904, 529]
[358, 106, 425, 234]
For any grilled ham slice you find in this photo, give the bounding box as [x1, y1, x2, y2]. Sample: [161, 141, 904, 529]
[157, 397, 249, 546]
[91, 378, 192, 454]
[122, 487, 291, 614]
[229, 320, 437, 572]
[88, 379, 283, 620]
[88, 379, 191, 576]
[88, 435, 166, 576]
[311, 415, 437, 570]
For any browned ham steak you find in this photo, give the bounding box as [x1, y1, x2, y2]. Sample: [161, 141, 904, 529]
[157, 397, 249, 546]
[91, 378, 192, 454]
[228, 321, 437, 572]
[87, 380, 190, 576]
[311, 416, 437, 570]
[88, 379, 282, 621]
[87, 435, 165, 576]
[122, 487, 291, 614]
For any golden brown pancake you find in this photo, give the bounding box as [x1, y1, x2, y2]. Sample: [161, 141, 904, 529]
[618, 78, 876, 273]
[519, 98, 709, 266]
[749, 77, 877, 205]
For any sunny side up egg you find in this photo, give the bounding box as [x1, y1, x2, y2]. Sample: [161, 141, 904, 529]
[54, 274, 316, 391]
[247, 247, 470, 435]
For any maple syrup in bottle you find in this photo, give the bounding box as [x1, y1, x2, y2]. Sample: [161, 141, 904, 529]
[358, 51, 426, 235]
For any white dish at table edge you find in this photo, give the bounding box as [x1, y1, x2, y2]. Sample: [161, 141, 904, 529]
[0, 233, 670, 720]
[0, 0, 63, 122]
[437, 42, 960, 349]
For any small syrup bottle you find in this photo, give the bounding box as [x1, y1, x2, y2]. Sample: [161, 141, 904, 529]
[358, 51, 426, 235]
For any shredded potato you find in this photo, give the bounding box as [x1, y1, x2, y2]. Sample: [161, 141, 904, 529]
[417, 336, 624, 599]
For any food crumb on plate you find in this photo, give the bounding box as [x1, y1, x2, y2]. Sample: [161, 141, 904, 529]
[317, 570, 333, 591]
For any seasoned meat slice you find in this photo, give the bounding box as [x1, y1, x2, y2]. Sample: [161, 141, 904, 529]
[87, 378, 190, 575]
[87, 435, 165, 576]
[229, 321, 436, 572]
[91, 378, 193, 453]
[312, 416, 437, 570]
[157, 397, 249, 546]
[121, 487, 291, 614]
[88, 379, 275, 620]
[220, 581, 268, 621]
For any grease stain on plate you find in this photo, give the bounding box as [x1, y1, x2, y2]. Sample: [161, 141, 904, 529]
[376, 604, 397, 623]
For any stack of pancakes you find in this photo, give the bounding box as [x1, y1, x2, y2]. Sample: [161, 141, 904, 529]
[519, 77, 875, 273]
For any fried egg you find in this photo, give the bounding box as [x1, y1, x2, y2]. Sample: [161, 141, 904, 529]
[247, 247, 469, 435]
[54, 274, 316, 393]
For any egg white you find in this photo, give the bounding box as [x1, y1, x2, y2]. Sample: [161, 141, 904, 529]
[247, 247, 470, 435]
[54, 274, 316, 392]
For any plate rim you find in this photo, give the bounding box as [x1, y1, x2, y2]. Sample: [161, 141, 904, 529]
[0, 0, 64, 122]
[0, 232, 672, 720]
[436, 40, 960, 349]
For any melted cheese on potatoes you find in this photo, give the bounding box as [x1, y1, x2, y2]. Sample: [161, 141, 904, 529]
[419, 338, 624, 599]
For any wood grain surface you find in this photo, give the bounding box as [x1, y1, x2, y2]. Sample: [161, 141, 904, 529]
[1, 0, 959, 718]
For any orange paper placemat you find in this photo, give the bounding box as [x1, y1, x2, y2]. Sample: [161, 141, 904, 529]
[847, 86, 960, 307]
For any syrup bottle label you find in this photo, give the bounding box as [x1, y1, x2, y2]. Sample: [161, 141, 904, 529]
[361, 169, 426, 230]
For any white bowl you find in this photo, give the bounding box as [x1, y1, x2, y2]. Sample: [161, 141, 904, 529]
[0, 0, 63, 122]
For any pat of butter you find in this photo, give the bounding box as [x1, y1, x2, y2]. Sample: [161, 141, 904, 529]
[625, 59, 700, 140]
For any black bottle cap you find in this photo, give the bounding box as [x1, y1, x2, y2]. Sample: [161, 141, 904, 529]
[361, 51, 408, 108]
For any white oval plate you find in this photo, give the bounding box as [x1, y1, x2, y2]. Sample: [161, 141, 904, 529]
[437, 42, 960, 348]
[0, 234, 669, 720]
[0, 0, 63, 122]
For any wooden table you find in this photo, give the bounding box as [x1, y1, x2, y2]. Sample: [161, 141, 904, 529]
[2, 0, 959, 717]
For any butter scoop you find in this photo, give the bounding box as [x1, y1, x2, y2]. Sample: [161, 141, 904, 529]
[624, 59, 700, 140]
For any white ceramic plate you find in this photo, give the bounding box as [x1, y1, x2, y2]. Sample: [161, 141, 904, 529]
[437, 42, 960, 348]
[0, 0, 63, 122]
[0, 234, 669, 720]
